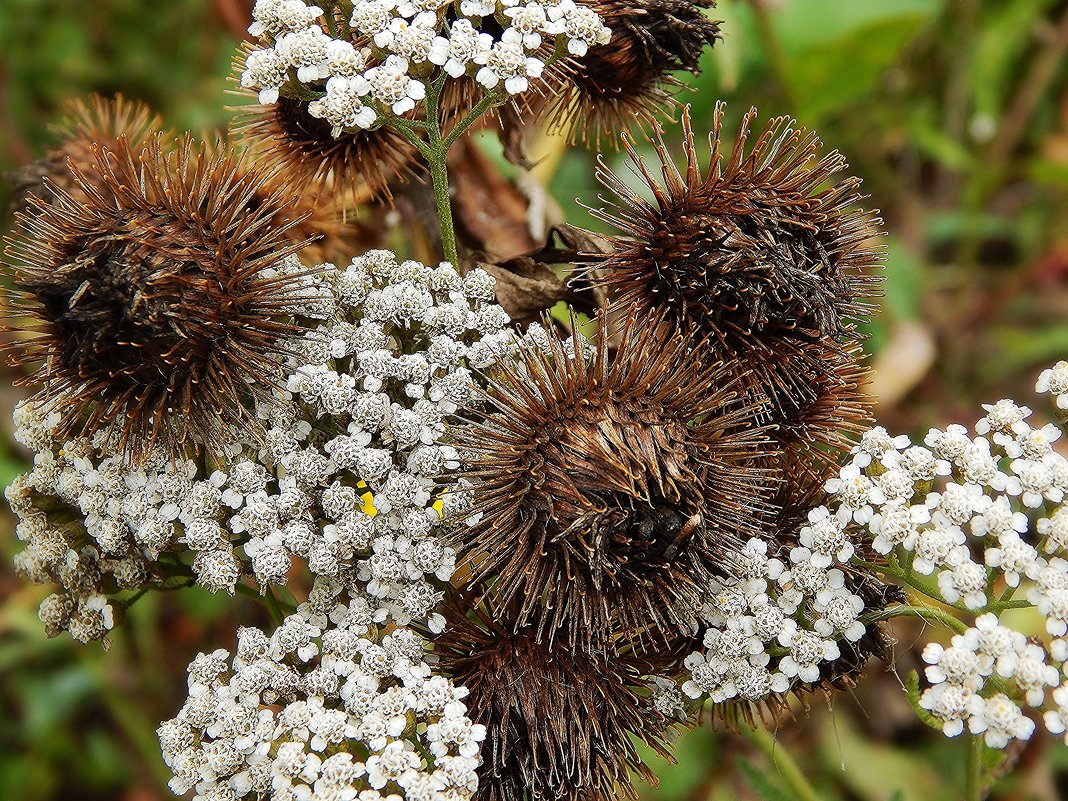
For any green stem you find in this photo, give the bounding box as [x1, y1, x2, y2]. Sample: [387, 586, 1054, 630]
[745, 727, 822, 801]
[964, 734, 985, 801]
[985, 598, 1033, 613]
[265, 587, 286, 628]
[866, 603, 969, 635]
[441, 91, 503, 150]
[996, 583, 1017, 605]
[427, 150, 459, 266]
[854, 558, 973, 614]
[388, 117, 432, 156]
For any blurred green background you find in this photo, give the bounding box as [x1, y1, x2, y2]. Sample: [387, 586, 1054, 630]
[4, 0, 1068, 799]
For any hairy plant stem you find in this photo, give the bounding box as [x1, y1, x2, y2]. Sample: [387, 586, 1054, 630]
[965, 734, 985, 801]
[386, 74, 505, 266]
[854, 557, 1033, 617]
[744, 727, 822, 801]
[865, 602, 970, 635]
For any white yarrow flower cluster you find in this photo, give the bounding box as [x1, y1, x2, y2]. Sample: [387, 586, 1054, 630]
[1038, 360, 1068, 415]
[240, 0, 610, 129]
[159, 597, 485, 801]
[821, 367, 1068, 749]
[679, 532, 867, 705]
[918, 613, 1051, 746]
[7, 250, 512, 641]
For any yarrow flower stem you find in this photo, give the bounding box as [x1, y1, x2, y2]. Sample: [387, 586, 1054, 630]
[966, 733, 985, 801]
[866, 603, 971, 636]
[385, 46, 563, 266]
[743, 726, 823, 801]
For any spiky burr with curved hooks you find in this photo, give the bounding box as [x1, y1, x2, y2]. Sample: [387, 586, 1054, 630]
[432, 592, 679, 801]
[452, 310, 774, 651]
[534, 0, 722, 146]
[586, 101, 881, 472]
[3, 134, 317, 461]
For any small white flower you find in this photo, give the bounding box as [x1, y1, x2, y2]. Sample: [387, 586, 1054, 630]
[557, 0, 611, 56]
[936, 557, 987, 609]
[502, 2, 556, 50]
[1044, 682, 1068, 741]
[968, 693, 1035, 748]
[351, 0, 400, 48]
[825, 463, 877, 524]
[922, 641, 984, 690]
[912, 524, 967, 575]
[984, 534, 1042, 587]
[976, 398, 1032, 439]
[919, 683, 974, 737]
[242, 47, 288, 104]
[852, 425, 911, 467]
[363, 56, 426, 115]
[869, 499, 928, 554]
[475, 40, 544, 94]
[1039, 506, 1068, 554]
[778, 629, 840, 684]
[797, 506, 854, 567]
[276, 25, 332, 83]
[996, 643, 1058, 707]
[441, 19, 493, 77]
[925, 424, 973, 462]
[1036, 360, 1068, 403]
[959, 613, 1026, 675]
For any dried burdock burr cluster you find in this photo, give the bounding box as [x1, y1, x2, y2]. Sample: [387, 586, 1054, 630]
[7, 134, 316, 458]
[17, 2, 1065, 801]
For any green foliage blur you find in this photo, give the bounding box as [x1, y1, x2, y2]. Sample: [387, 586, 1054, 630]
[4, 1, 1068, 800]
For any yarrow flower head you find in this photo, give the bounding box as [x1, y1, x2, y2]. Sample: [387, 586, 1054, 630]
[821, 365, 1068, 749]
[159, 600, 486, 800]
[238, 0, 612, 130]
[7, 250, 512, 642]
[677, 530, 875, 709]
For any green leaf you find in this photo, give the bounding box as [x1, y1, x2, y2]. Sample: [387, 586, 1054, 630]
[739, 757, 794, 801]
[904, 670, 943, 733]
[882, 237, 925, 322]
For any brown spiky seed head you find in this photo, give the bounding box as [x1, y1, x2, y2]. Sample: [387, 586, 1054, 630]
[539, 0, 721, 145]
[434, 596, 676, 801]
[4, 135, 314, 459]
[454, 312, 771, 649]
[232, 88, 421, 202]
[590, 102, 882, 353]
[765, 343, 874, 481]
[7, 94, 165, 216]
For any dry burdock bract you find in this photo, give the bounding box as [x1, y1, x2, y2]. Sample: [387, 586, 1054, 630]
[540, 0, 721, 145]
[587, 103, 881, 446]
[434, 595, 676, 801]
[6, 95, 166, 217]
[3, 135, 314, 459]
[233, 93, 422, 201]
[454, 312, 771, 648]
